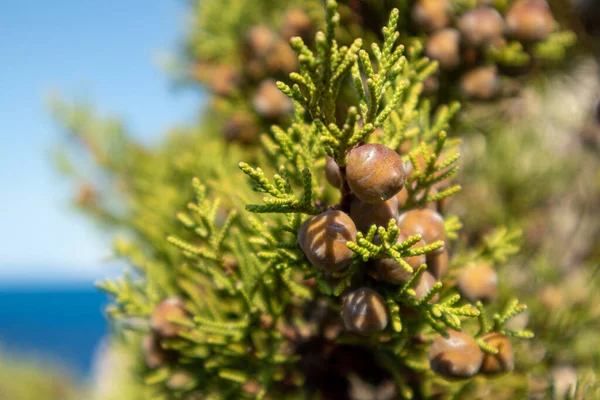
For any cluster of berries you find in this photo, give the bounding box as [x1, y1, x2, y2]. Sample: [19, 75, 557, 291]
[415, 0, 557, 100]
[192, 8, 314, 144]
[297, 142, 504, 379]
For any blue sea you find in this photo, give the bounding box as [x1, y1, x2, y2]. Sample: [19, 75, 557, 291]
[0, 286, 108, 379]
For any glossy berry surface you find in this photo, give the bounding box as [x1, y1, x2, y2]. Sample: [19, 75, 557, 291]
[346, 144, 405, 204]
[350, 195, 399, 232]
[151, 298, 189, 338]
[480, 332, 515, 375]
[342, 287, 388, 335]
[297, 210, 357, 272]
[397, 208, 446, 253]
[429, 330, 484, 380]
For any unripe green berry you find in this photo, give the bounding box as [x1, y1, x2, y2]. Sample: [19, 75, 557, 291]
[397, 208, 446, 254]
[346, 144, 405, 204]
[457, 8, 504, 47]
[425, 28, 461, 70]
[252, 79, 293, 118]
[342, 287, 388, 335]
[350, 195, 399, 232]
[479, 332, 514, 375]
[298, 210, 357, 272]
[429, 330, 484, 380]
[457, 262, 498, 303]
[375, 233, 426, 284]
[505, 0, 555, 42]
[460, 65, 501, 100]
[412, 0, 451, 32]
[151, 298, 190, 338]
[325, 156, 342, 189]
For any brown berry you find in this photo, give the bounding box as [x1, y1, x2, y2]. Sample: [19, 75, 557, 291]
[350, 196, 399, 232]
[252, 79, 293, 118]
[151, 298, 190, 338]
[342, 288, 388, 335]
[427, 248, 449, 280]
[244, 25, 278, 59]
[429, 330, 484, 380]
[281, 8, 313, 40]
[223, 114, 259, 144]
[142, 332, 175, 368]
[540, 285, 563, 310]
[265, 40, 297, 74]
[346, 144, 405, 204]
[396, 186, 409, 208]
[457, 8, 504, 47]
[505, 0, 555, 42]
[375, 233, 426, 284]
[412, 0, 451, 32]
[210, 66, 241, 97]
[298, 210, 357, 272]
[325, 156, 342, 188]
[397, 208, 446, 254]
[460, 65, 501, 100]
[426, 29, 461, 70]
[479, 332, 514, 375]
[457, 263, 498, 302]
[414, 270, 440, 302]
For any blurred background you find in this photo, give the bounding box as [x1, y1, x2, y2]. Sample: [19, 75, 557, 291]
[0, 1, 200, 394]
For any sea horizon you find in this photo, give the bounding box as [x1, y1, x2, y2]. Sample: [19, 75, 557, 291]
[0, 284, 109, 380]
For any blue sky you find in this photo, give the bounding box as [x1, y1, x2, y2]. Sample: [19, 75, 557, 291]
[0, 1, 201, 284]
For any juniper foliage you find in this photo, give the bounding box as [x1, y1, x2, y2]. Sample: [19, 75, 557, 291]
[51, 0, 600, 398]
